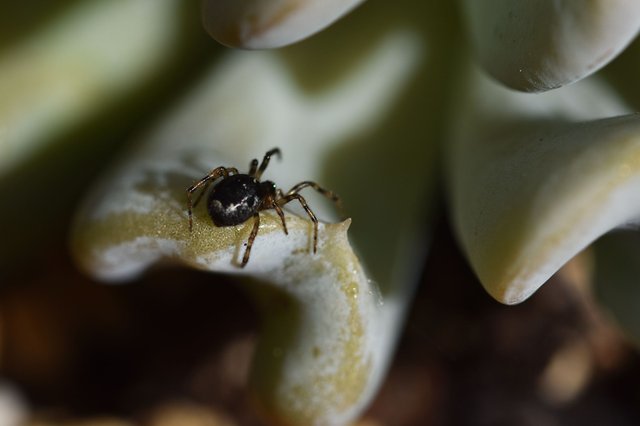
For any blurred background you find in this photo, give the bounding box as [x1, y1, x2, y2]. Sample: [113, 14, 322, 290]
[1, 1, 640, 425]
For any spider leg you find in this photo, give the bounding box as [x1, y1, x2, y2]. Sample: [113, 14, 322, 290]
[287, 181, 343, 213]
[277, 193, 318, 253]
[191, 166, 239, 209]
[248, 159, 259, 177]
[255, 148, 281, 179]
[241, 212, 260, 267]
[273, 203, 288, 235]
[186, 166, 235, 232]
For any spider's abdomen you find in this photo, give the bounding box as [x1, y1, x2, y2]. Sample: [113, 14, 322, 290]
[207, 174, 262, 226]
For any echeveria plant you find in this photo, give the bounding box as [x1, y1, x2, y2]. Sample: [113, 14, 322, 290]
[2, 0, 640, 425]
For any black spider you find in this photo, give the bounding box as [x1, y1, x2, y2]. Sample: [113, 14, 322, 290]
[186, 148, 341, 267]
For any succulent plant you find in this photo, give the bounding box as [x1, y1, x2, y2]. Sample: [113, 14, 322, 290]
[2, 1, 640, 425]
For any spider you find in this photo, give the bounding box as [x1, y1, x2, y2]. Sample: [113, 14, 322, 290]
[186, 148, 341, 267]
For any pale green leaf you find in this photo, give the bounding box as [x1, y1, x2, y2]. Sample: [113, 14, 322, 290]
[447, 65, 640, 304]
[594, 232, 640, 347]
[0, 0, 182, 177]
[73, 29, 432, 425]
[460, 0, 640, 92]
[202, 0, 365, 48]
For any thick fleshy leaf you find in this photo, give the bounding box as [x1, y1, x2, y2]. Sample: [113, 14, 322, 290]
[202, 0, 364, 48]
[594, 232, 640, 347]
[0, 0, 182, 178]
[460, 0, 640, 92]
[73, 28, 430, 425]
[447, 65, 640, 304]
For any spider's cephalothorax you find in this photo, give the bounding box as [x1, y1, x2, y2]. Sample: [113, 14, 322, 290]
[186, 148, 341, 267]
